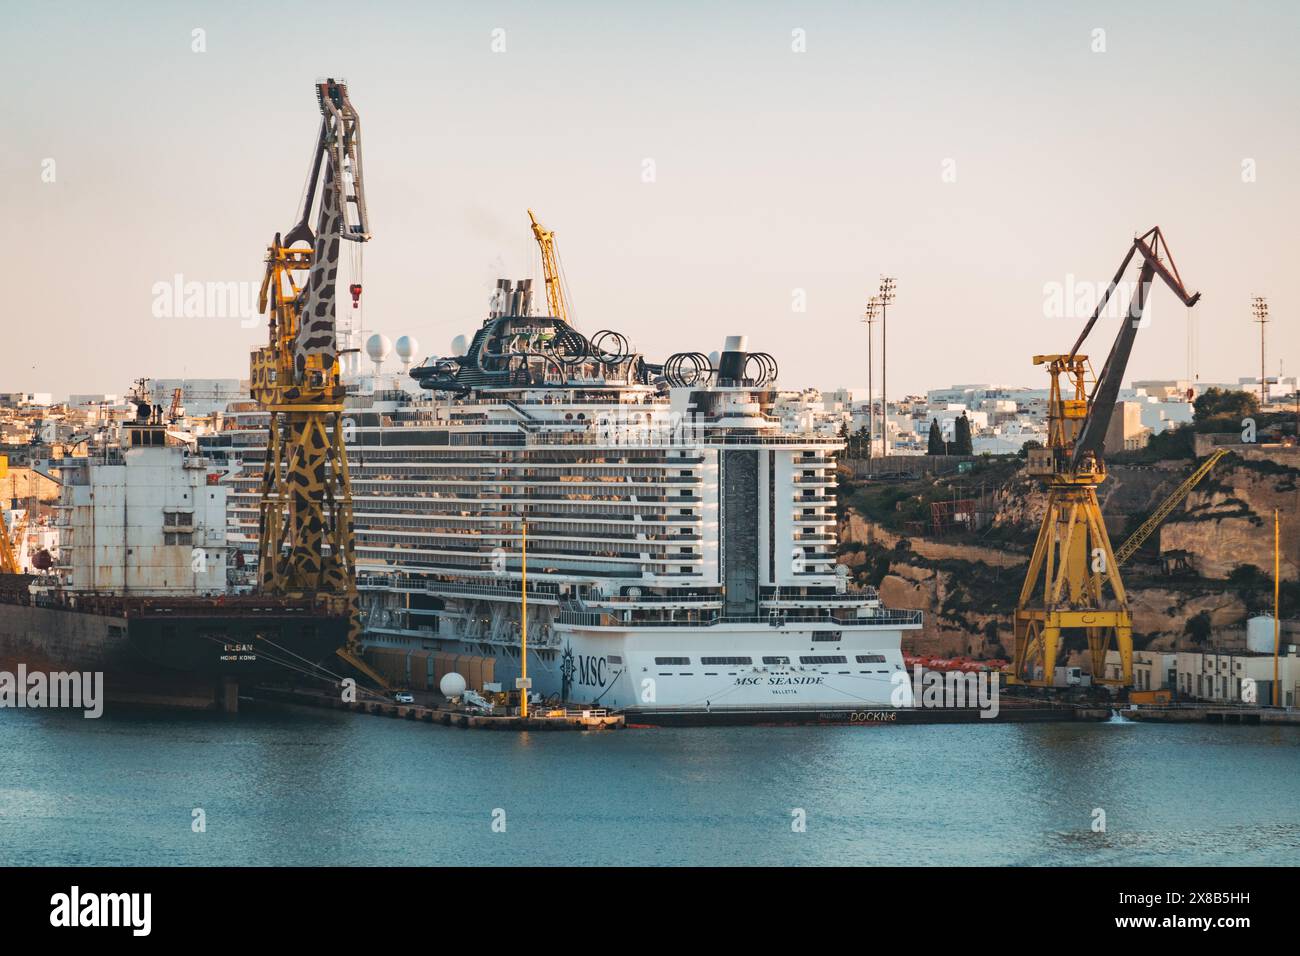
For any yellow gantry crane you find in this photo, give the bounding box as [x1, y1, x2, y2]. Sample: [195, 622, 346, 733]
[1012, 227, 1201, 688]
[528, 209, 572, 325]
[250, 78, 386, 688]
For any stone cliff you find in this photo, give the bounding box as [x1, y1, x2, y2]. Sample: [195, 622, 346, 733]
[837, 455, 1293, 658]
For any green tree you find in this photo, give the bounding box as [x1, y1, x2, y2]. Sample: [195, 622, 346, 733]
[954, 413, 974, 455]
[1183, 610, 1212, 645]
[1018, 439, 1043, 460]
[845, 426, 870, 459]
[982, 620, 1006, 658]
[1228, 563, 1274, 613]
[927, 418, 944, 455]
[1142, 423, 1195, 460]
[1194, 388, 1257, 429]
[867, 551, 892, 588]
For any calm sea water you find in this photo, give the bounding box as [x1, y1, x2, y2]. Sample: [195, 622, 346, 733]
[1, 704, 1297, 866]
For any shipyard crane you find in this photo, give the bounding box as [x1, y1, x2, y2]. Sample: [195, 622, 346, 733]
[1011, 227, 1201, 688]
[528, 209, 572, 325]
[1108, 447, 1229, 569]
[250, 78, 386, 688]
[0, 513, 24, 575]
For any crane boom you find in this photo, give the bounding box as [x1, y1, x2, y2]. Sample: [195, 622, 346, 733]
[1069, 227, 1201, 471]
[528, 209, 571, 325]
[250, 78, 386, 690]
[1113, 448, 1229, 567]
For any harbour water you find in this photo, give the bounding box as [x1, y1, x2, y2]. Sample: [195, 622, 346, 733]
[2, 704, 1297, 866]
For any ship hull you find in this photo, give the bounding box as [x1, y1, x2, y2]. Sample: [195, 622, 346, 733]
[363, 618, 917, 718]
[0, 594, 347, 710]
[544, 622, 909, 713]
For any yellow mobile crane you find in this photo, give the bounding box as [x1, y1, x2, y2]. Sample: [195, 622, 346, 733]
[528, 209, 571, 325]
[0, 461, 26, 576]
[1108, 447, 1229, 570]
[250, 78, 386, 687]
[0, 513, 25, 575]
[1012, 227, 1200, 688]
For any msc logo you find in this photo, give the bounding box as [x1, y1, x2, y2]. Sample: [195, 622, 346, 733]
[576, 655, 608, 688]
[560, 644, 576, 700]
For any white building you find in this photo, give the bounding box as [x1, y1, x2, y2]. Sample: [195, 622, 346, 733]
[150, 378, 248, 417]
[973, 421, 1047, 455]
[1104, 639, 1300, 707]
[1237, 375, 1299, 402]
[773, 389, 845, 436]
[67, 393, 121, 408]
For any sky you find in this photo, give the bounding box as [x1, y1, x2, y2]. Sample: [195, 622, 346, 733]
[2, 0, 1297, 399]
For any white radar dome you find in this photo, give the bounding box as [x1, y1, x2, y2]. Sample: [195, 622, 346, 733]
[366, 333, 392, 366]
[450, 334, 469, 355]
[439, 673, 467, 698]
[395, 335, 419, 365]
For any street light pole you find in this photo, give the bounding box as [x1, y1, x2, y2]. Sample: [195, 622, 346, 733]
[1273, 507, 1280, 707]
[878, 276, 896, 458]
[1252, 296, 1269, 407]
[862, 296, 880, 459]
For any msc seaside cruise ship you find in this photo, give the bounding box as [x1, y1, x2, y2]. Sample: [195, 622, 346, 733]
[204, 279, 921, 720]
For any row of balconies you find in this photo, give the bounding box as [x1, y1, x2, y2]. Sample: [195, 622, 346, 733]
[354, 523, 701, 545]
[354, 538, 702, 562]
[352, 503, 701, 524]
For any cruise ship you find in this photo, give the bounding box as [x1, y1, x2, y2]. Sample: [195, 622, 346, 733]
[203, 279, 921, 720]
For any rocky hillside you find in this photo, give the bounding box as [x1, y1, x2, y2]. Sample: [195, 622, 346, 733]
[837, 452, 1295, 658]
[1160, 454, 1300, 581]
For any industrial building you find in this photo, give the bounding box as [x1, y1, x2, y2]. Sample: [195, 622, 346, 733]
[1103, 617, 1300, 707]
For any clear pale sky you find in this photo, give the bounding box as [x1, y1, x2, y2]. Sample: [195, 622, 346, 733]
[3, 1, 1297, 398]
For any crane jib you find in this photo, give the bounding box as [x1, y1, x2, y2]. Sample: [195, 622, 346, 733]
[1067, 227, 1201, 469]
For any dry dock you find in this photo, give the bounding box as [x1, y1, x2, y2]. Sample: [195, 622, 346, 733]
[250, 684, 624, 730]
[249, 684, 1121, 728]
[624, 701, 1112, 726]
[1119, 704, 1300, 725]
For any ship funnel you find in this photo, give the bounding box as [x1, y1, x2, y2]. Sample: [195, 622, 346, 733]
[717, 335, 749, 385]
[490, 279, 511, 318]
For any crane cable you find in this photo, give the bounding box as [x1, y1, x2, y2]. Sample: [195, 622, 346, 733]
[195, 631, 390, 702]
[349, 241, 364, 351]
